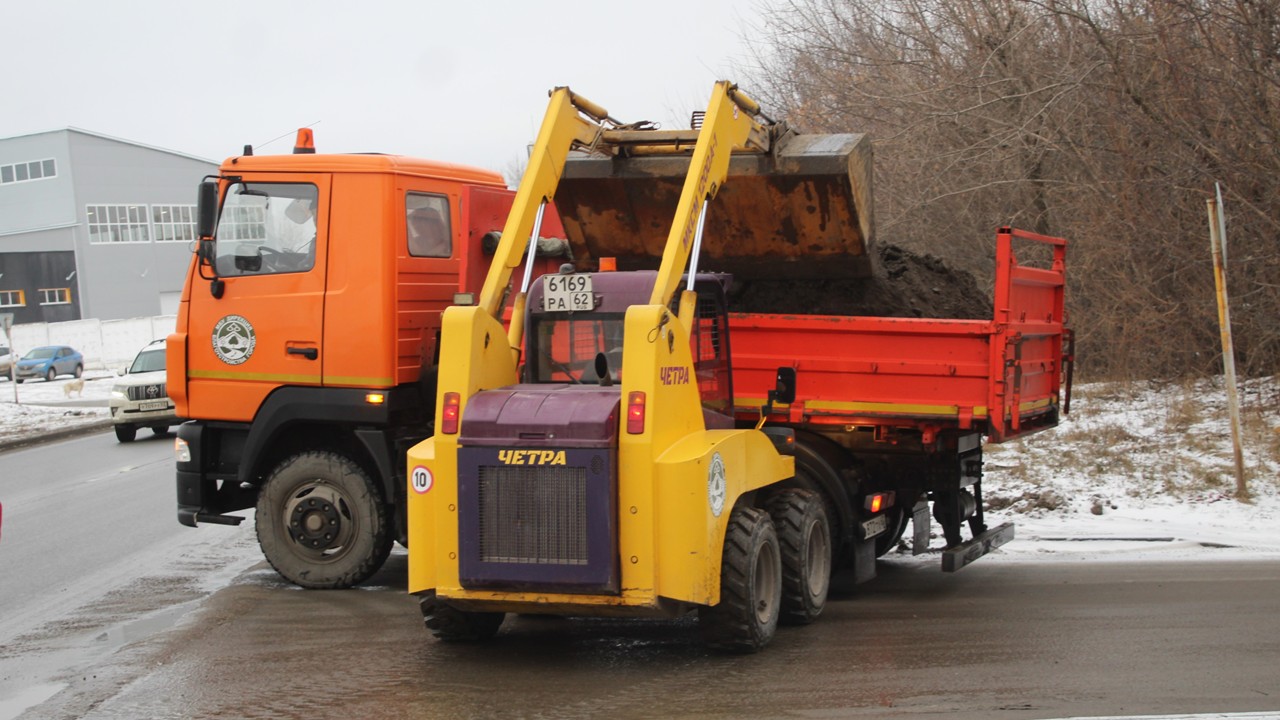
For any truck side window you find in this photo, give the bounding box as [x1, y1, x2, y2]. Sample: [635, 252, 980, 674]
[214, 183, 318, 276]
[406, 193, 451, 258]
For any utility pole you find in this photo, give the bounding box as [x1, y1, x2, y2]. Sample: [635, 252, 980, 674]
[1206, 185, 1248, 501]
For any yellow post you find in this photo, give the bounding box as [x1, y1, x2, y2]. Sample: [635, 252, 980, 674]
[1206, 187, 1248, 501]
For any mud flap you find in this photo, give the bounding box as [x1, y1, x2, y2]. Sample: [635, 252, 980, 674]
[911, 501, 931, 556]
[941, 522, 1014, 572]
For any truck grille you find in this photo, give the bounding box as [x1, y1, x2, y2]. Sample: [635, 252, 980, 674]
[458, 447, 618, 593]
[127, 383, 166, 401]
[477, 465, 588, 565]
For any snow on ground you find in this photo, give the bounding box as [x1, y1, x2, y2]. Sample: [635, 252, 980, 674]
[977, 375, 1280, 561]
[0, 369, 116, 445]
[2, 370, 1277, 560]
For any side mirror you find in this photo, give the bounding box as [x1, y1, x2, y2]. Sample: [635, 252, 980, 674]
[771, 367, 797, 405]
[197, 181, 219, 238]
[756, 367, 797, 431]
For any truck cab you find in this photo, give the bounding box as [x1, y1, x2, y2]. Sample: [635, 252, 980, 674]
[169, 133, 565, 588]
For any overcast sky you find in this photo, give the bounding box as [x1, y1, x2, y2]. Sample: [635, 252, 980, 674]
[2, 1, 773, 176]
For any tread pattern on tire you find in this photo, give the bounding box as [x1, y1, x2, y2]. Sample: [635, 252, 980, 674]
[767, 489, 831, 626]
[699, 506, 781, 653]
[420, 592, 504, 641]
[255, 451, 393, 589]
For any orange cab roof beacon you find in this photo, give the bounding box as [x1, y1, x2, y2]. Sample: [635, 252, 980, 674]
[294, 128, 316, 154]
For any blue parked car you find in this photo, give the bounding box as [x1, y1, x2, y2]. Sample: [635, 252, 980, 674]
[14, 345, 84, 383]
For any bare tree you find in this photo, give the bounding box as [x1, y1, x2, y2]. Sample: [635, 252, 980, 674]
[746, 0, 1280, 379]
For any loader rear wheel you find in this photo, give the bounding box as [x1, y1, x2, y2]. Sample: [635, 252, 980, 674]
[699, 506, 781, 653]
[255, 451, 393, 589]
[420, 592, 505, 641]
[767, 489, 831, 625]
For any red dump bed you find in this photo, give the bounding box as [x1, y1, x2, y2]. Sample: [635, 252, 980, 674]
[730, 228, 1070, 443]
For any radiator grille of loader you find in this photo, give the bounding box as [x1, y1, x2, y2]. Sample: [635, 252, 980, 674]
[458, 447, 619, 593]
[477, 465, 588, 565]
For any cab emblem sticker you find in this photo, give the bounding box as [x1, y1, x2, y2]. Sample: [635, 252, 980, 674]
[708, 452, 726, 518]
[212, 314, 256, 366]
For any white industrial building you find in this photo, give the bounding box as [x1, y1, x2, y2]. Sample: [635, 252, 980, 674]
[0, 128, 215, 326]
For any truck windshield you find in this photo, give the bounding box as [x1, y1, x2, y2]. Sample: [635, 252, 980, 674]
[528, 314, 626, 384]
[214, 183, 319, 277]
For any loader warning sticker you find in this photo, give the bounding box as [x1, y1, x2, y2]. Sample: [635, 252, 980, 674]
[707, 452, 726, 517]
[212, 314, 256, 366]
[411, 465, 433, 494]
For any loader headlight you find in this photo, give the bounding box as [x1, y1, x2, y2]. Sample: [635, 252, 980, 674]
[174, 437, 191, 463]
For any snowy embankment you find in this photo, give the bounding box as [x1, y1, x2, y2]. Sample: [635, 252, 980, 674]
[0, 370, 115, 445]
[2, 371, 1278, 559]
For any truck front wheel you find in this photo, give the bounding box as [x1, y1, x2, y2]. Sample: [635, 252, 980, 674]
[767, 489, 831, 625]
[255, 451, 393, 589]
[699, 506, 782, 653]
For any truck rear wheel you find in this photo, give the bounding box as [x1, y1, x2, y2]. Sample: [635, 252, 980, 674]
[767, 489, 831, 625]
[420, 592, 505, 641]
[255, 451, 393, 589]
[699, 506, 782, 653]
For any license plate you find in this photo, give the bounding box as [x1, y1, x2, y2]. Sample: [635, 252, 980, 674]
[542, 274, 593, 312]
[861, 514, 887, 539]
[139, 400, 168, 412]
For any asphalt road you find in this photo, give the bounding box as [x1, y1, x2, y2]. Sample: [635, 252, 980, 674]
[0, 430, 258, 719]
[28, 554, 1280, 719]
[3, 433, 1279, 720]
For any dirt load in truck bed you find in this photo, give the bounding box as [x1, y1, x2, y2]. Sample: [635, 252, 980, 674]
[725, 243, 993, 320]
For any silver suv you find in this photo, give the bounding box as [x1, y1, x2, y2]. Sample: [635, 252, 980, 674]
[110, 340, 179, 442]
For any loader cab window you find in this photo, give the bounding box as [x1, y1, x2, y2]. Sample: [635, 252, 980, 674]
[527, 313, 626, 384]
[688, 289, 733, 415]
[406, 193, 452, 258]
[214, 183, 318, 276]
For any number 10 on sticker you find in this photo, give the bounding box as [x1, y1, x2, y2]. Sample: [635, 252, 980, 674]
[412, 465, 434, 494]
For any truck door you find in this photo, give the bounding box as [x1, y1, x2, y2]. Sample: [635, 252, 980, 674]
[185, 177, 330, 422]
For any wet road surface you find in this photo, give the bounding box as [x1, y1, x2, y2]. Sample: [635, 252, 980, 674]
[29, 553, 1280, 720]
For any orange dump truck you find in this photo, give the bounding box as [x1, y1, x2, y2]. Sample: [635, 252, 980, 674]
[171, 93, 1070, 602]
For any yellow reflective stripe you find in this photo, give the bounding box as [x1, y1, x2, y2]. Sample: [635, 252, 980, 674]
[187, 369, 395, 387]
[322, 375, 396, 387]
[188, 369, 321, 384]
[805, 400, 990, 417]
[735, 397, 991, 418]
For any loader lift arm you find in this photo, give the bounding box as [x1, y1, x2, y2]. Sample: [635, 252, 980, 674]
[477, 82, 774, 356]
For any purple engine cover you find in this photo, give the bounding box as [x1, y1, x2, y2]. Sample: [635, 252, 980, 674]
[460, 385, 621, 448]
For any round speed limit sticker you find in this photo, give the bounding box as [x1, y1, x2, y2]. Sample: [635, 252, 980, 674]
[411, 465, 434, 494]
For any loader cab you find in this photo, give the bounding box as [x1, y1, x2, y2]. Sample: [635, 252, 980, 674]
[523, 269, 734, 421]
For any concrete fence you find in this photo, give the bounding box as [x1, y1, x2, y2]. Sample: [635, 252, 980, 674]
[5, 316, 177, 369]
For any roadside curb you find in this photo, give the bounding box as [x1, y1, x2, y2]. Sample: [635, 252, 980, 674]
[0, 419, 114, 454]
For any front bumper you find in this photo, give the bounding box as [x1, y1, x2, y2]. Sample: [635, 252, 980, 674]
[110, 399, 179, 426]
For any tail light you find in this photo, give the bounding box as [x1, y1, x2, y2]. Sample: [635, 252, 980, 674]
[865, 491, 896, 513]
[441, 392, 461, 434]
[626, 391, 646, 434]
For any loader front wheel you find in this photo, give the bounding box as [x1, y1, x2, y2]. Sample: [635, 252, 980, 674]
[255, 451, 393, 589]
[420, 592, 505, 641]
[699, 506, 781, 653]
[767, 489, 831, 625]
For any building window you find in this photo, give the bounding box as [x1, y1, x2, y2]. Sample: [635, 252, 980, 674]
[0, 158, 56, 185]
[152, 204, 197, 243]
[87, 204, 151, 244]
[38, 288, 71, 306]
[0, 290, 25, 308]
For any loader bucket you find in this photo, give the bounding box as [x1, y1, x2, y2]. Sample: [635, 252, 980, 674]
[554, 131, 875, 280]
